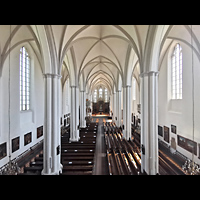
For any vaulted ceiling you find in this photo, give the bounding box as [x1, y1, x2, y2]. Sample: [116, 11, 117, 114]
[51, 25, 149, 94]
[2, 25, 200, 96]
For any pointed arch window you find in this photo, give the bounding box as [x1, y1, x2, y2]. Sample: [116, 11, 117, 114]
[105, 88, 108, 102]
[93, 89, 97, 103]
[171, 43, 182, 99]
[99, 88, 103, 98]
[20, 47, 31, 111]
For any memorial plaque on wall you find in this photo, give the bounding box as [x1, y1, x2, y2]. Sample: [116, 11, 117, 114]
[177, 135, 197, 155]
[158, 125, 163, 137]
[171, 137, 176, 150]
[37, 126, 43, 139]
[24, 132, 32, 146]
[171, 125, 176, 134]
[0, 142, 7, 160]
[186, 139, 197, 155]
[164, 126, 169, 143]
[12, 137, 20, 153]
[67, 117, 70, 125]
[137, 104, 141, 114]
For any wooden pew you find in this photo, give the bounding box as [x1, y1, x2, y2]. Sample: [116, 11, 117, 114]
[61, 122, 97, 175]
[104, 122, 142, 175]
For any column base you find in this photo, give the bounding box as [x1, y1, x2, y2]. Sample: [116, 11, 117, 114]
[69, 137, 80, 142]
[59, 163, 63, 174]
[41, 169, 60, 175]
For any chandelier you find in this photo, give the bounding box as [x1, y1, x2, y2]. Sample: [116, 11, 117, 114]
[182, 159, 200, 175]
[0, 158, 20, 175]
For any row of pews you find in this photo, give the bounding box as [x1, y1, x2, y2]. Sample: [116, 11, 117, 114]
[131, 125, 186, 175]
[17, 124, 98, 175]
[17, 141, 43, 175]
[104, 122, 142, 175]
[17, 126, 71, 175]
[18, 152, 43, 175]
[61, 123, 98, 175]
[104, 122, 186, 175]
[158, 141, 186, 175]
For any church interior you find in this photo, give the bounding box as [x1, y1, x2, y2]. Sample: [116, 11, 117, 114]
[0, 25, 200, 175]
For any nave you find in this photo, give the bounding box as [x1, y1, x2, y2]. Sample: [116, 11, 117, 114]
[15, 117, 187, 175]
[1, 25, 200, 175]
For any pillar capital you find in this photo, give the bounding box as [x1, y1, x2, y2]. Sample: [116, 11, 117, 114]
[139, 71, 159, 78]
[122, 85, 131, 88]
[70, 85, 78, 88]
[43, 73, 62, 79]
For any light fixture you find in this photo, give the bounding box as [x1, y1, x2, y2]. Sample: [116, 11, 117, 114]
[182, 159, 200, 175]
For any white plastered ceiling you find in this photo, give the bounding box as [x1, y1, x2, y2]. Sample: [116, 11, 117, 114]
[51, 25, 150, 94]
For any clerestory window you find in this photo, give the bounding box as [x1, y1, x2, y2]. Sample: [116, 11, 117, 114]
[99, 88, 103, 98]
[93, 89, 97, 102]
[171, 43, 182, 99]
[105, 88, 108, 102]
[20, 47, 31, 111]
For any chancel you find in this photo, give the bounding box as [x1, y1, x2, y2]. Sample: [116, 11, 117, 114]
[0, 25, 200, 175]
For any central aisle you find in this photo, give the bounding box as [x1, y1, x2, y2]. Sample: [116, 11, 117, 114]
[93, 117, 109, 175]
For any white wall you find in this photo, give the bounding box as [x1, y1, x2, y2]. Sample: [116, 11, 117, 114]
[0, 43, 44, 168]
[158, 40, 200, 164]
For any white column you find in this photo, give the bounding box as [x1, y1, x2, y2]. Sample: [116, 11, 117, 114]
[110, 94, 113, 116]
[80, 91, 86, 128]
[123, 86, 126, 137]
[116, 90, 122, 127]
[57, 77, 63, 173]
[76, 87, 80, 136]
[112, 92, 116, 123]
[123, 86, 131, 140]
[42, 73, 62, 175]
[140, 71, 159, 175]
[126, 86, 131, 140]
[70, 86, 80, 141]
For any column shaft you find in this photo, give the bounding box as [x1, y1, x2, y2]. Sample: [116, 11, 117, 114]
[80, 91, 86, 128]
[70, 86, 79, 141]
[42, 74, 61, 175]
[140, 71, 159, 175]
[116, 91, 122, 127]
[112, 92, 116, 123]
[123, 86, 132, 140]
